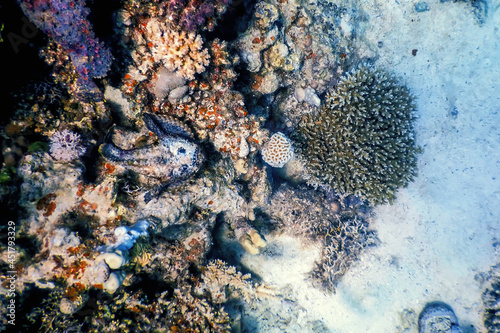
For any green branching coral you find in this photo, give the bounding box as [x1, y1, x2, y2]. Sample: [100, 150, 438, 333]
[294, 66, 419, 205]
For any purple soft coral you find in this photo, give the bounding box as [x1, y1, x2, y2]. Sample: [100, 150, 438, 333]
[18, 0, 112, 100]
[165, 0, 231, 32]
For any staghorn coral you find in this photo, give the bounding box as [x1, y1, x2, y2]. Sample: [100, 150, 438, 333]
[294, 65, 419, 205]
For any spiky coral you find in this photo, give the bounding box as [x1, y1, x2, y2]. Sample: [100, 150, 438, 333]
[294, 66, 419, 205]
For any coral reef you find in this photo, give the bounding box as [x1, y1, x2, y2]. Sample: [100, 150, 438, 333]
[1, 0, 424, 329]
[18, 0, 112, 100]
[294, 66, 419, 205]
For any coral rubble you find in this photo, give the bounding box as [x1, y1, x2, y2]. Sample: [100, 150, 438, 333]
[265, 183, 377, 292]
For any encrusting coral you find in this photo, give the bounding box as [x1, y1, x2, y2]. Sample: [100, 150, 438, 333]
[294, 65, 419, 205]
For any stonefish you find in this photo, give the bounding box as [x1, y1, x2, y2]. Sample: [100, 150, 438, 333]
[100, 113, 204, 189]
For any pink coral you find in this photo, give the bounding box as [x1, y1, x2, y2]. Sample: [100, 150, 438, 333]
[49, 129, 86, 162]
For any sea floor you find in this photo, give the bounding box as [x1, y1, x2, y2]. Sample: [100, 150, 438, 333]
[241, 0, 500, 331]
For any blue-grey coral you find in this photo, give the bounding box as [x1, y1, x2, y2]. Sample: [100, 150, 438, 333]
[294, 65, 419, 205]
[100, 113, 204, 185]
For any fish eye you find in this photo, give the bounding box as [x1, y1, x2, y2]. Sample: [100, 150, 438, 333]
[177, 147, 186, 155]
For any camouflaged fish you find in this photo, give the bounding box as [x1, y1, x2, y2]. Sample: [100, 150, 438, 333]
[99, 113, 204, 192]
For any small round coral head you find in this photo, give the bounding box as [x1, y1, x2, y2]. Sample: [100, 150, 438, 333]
[261, 132, 294, 168]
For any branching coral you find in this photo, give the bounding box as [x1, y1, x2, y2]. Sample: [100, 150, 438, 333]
[119, 0, 230, 94]
[130, 18, 210, 80]
[294, 65, 419, 205]
[309, 215, 377, 292]
[265, 184, 376, 292]
[161, 40, 268, 160]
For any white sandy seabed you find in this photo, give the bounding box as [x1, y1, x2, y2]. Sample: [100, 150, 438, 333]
[241, 0, 500, 332]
